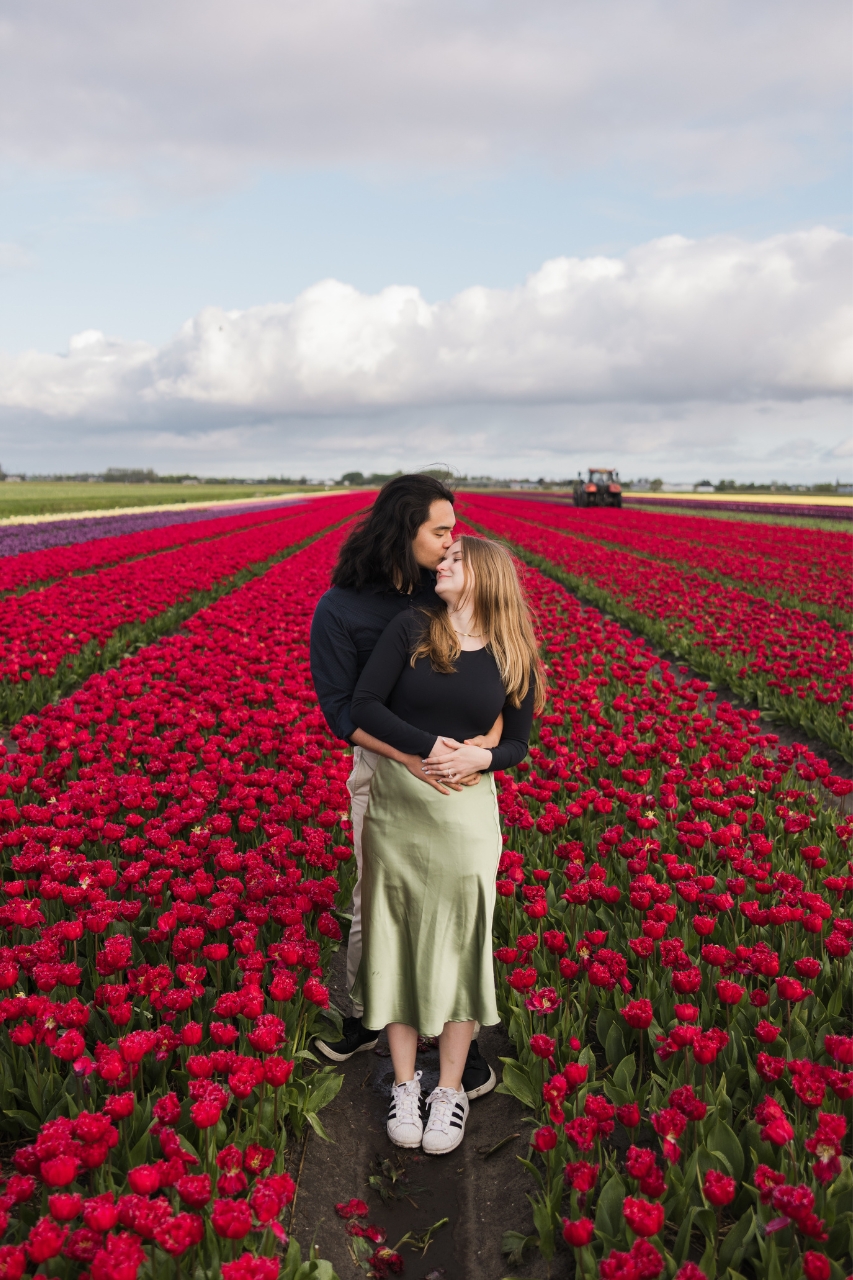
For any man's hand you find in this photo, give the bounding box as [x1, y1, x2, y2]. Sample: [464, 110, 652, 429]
[456, 713, 502, 780]
[465, 712, 503, 751]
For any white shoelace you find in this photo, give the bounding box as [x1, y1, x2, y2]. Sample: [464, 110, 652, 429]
[425, 1086, 461, 1134]
[391, 1070, 422, 1125]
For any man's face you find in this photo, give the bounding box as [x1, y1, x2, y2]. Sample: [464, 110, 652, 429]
[411, 499, 456, 570]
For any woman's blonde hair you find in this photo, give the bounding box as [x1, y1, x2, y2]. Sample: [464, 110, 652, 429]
[412, 535, 546, 712]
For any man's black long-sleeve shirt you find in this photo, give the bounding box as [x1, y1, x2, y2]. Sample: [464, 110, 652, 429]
[309, 570, 440, 743]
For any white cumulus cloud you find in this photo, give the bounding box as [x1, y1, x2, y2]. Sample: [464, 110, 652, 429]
[1, 229, 849, 424]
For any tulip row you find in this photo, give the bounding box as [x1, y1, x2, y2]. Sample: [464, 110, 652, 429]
[0, 524, 361, 1278]
[460, 497, 853, 762]
[472, 494, 852, 625]
[0, 499, 313, 596]
[497, 493, 850, 566]
[454, 540, 852, 1279]
[0, 500, 315, 563]
[0, 493, 368, 725]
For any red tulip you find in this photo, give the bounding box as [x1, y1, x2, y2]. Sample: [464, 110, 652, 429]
[221, 1255, 282, 1280]
[529, 1033, 556, 1059]
[90, 1231, 146, 1280]
[531, 1126, 558, 1152]
[506, 966, 538, 992]
[127, 1165, 160, 1196]
[756, 1052, 787, 1083]
[25, 1217, 67, 1263]
[563, 1062, 589, 1091]
[562, 1217, 595, 1247]
[155, 1212, 205, 1256]
[301, 977, 330, 1008]
[175, 1174, 212, 1209]
[757, 1098, 795, 1145]
[715, 980, 745, 1005]
[621, 999, 654, 1029]
[824, 1034, 853, 1064]
[211, 1199, 253, 1240]
[47, 1193, 82, 1221]
[564, 1160, 599, 1192]
[82, 1193, 119, 1232]
[103, 1092, 136, 1121]
[0, 1247, 26, 1280]
[263, 1057, 295, 1087]
[189, 1100, 222, 1129]
[703, 1169, 736, 1206]
[776, 976, 811, 1003]
[39, 1156, 78, 1188]
[616, 1103, 641, 1128]
[623, 1196, 665, 1238]
[802, 1252, 831, 1280]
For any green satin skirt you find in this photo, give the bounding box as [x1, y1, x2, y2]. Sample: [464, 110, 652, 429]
[351, 757, 503, 1037]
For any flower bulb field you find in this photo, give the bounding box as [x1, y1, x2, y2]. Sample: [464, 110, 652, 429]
[0, 490, 849, 1280]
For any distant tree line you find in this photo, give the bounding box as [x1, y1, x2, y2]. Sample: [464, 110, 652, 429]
[0, 464, 847, 494]
[0, 468, 310, 485]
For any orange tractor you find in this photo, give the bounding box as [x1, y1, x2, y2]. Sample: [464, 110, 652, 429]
[572, 468, 622, 508]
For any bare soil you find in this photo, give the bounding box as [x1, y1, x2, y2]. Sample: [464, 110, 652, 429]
[287, 942, 553, 1280]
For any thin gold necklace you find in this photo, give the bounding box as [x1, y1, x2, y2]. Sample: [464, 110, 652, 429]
[450, 610, 480, 638]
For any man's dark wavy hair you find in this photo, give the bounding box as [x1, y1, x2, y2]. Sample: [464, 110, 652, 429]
[332, 474, 455, 592]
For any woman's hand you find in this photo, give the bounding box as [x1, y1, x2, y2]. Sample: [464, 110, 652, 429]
[422, 737, 492, 783]
[350, 731, 460, 794]
[401, 752, 458, 794]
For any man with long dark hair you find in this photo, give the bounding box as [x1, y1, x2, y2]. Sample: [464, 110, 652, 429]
[309, 474, 498, 1100]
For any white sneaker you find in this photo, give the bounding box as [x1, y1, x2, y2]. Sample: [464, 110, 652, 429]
[422, 1085, 469, 1155]
[387, 1071, 424, 1149]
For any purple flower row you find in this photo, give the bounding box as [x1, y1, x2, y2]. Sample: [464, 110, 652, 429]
[0, 500, 307, 560]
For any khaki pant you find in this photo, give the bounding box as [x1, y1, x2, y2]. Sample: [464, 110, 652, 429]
[346, 746, 379, 1017]
[346, 746, 480, 1036]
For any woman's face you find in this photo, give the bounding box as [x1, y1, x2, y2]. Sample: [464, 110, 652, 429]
[435, 539, 471, 608]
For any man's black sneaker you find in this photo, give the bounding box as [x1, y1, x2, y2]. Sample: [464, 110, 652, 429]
[461, 1039, 497, 1100]
[314, 1016, 380, 1063]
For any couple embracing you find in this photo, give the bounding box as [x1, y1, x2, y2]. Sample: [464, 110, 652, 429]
[309, 475, 543, 1155]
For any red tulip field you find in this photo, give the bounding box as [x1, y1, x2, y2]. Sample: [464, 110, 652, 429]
[0, 494, 367, 724]
[459, 496, 853, 762]
[0, 491, 849, 1280]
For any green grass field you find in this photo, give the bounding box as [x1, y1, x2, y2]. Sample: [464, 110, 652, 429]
[0, 482, 323, 520]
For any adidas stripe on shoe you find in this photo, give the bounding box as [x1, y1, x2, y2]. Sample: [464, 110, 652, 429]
[422, 1085, 469, 1155]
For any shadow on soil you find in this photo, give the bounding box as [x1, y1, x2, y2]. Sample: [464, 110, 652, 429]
[287, 943, 553, 1280]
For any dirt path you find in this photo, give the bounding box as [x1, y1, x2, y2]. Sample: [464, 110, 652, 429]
[287, 944, 552, 1280]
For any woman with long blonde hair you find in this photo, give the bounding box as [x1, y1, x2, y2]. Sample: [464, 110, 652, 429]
[350, 534, 544, 1155]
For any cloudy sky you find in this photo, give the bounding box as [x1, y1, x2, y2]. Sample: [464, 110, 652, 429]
[1, 0, 850, 481]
